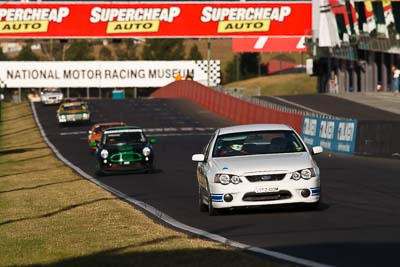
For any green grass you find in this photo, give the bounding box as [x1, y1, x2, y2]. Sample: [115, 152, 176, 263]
[224, 73, 318, 96]
[0, 102, 294, 267]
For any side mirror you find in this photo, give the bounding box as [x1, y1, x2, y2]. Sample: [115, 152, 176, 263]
[149, 137, 157, 144]
[312, 146, 323, 155]
[192, 154, 205, 162]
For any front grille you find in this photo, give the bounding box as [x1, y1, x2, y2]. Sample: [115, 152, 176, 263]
[110, 152, 142, 163]
[66, 114, 82, 120]
[245, 174, 286, 182]
[242, 190, 292, 201]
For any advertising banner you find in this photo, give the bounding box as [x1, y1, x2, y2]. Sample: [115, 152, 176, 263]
[301, 116, 358, 155]
[0, 2, 311, 38]
[0, 60, 221, 88]
[232, 36, 307, 52]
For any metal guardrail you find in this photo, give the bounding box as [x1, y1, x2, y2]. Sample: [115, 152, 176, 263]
[212, 85, 338, 119]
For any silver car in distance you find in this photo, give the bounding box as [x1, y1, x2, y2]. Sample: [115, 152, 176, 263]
[40, 88, 63, 105]
[192, 124, 323, 216]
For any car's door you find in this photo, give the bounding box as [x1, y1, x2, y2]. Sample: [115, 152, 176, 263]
[197, 132, 217, 190]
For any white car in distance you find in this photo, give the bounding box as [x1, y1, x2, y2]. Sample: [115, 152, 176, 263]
[40, 88, 63, 105]
[192, 124, 323, 216]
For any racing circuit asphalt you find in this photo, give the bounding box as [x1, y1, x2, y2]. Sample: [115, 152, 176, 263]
[34, 99, 400, 267]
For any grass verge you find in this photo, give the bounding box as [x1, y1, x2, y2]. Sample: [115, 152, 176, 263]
[0, 102, 291, 267]
[224, 73, 318, 96]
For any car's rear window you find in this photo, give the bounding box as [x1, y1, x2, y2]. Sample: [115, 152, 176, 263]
[212, 130, 306, 157]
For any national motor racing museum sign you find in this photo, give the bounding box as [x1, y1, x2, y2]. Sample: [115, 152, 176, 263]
[0, 61, 221, 87]
[0, 2, 311, 38]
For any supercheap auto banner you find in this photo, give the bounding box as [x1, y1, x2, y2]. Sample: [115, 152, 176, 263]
[0, 2, 311, 38]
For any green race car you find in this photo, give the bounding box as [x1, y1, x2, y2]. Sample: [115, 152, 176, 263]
[95, 126, 156, 175]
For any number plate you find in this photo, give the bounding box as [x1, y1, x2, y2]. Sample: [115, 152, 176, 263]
[123, 161, 130, 165]
[255, 186, 279, 193]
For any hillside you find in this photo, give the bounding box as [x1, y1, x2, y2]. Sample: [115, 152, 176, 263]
[223, 73, 318, 96]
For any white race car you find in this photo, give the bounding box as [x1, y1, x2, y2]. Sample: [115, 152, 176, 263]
[40, 88, 63, 105]
[192, 124, 323, 216]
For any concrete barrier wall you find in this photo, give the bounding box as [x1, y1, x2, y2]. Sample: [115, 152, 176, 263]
[151, 80, 303, 132]
[356, 121, 400, 158]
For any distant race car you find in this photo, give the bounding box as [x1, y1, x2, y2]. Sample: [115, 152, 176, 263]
[95, 126, 156, 175]
[192, 124, 323, 216]
[40, 88, 63, 105]
[57, 101, 90, 125]
[88, 122, 127, 151]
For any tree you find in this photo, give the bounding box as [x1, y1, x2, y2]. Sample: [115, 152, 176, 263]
[114, 40, 138, 60]
[224, 55, 239, 84]
[124, 39, 138, 60]
[141, 39, 185, 60]
[271, 53, 296, 63]
[65, 40, 94, 61]
[40, 40, 64, 60]
[15, 45, 39, 61]
[187, 44, 202, 60]
[0, 47, 8, 61]
[99, 46, 113, 60]
[240, 53, 259, 79]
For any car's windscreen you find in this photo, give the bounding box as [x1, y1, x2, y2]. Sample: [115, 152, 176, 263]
[63, 104, 86, 111]
[104, 131, 146, 145]
[212, 130, 306, 157]
[95, 125, 115, 134]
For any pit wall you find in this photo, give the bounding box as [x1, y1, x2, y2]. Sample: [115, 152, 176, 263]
[152, 80, 360, 155]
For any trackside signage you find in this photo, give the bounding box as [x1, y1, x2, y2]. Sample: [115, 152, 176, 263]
[301, 116, 358, 155]
[0, 2, 311, 38]
[0, 61, 221, 87]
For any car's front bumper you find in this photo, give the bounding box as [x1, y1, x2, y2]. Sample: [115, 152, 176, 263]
[209, 178, 320, 209]
[58, 114, 90, 123]
[97, 158, 153, 173]
[42, 98, 62, 105]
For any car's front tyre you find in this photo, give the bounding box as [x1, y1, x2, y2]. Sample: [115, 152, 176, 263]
[208, 193, 220, 216]
[95, 162, 105, 177]
[304, 201, 320, 211]
[198, 186, 208, 212]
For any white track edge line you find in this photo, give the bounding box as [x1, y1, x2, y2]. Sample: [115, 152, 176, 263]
[30, 102, 334, 267]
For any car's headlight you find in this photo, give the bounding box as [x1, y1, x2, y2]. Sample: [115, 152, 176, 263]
[100, 149, 109, 159]
[58, 115, 66, 122]
[231, 175, 241, 184]
[291, 168, 315, 180]
[82, 113, 89, 119]
[142, 147, 151, 156]
[214, 174, 242, 185]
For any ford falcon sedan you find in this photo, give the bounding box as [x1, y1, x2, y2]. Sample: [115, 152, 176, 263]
[192, 124, 323, 216]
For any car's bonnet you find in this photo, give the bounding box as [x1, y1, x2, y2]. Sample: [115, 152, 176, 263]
[43, 92, 62, 97]
[212, 152, 313, 175]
